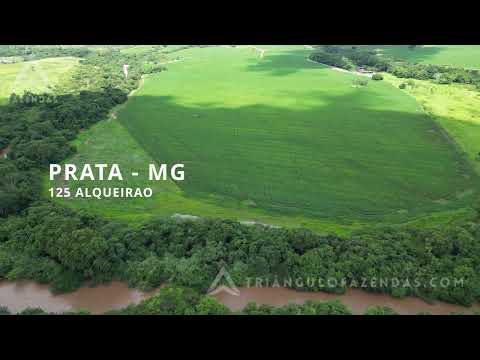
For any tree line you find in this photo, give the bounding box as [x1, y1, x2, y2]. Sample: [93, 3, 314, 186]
[0, 45, 92, 61]
[309, 46, 480, 88]
[1, 201, 479, 305]
[0, 46, 169, 217]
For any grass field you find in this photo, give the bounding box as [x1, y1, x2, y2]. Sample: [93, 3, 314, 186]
[48, 46, 479, 232]
[383, 74, 480, 175]
[365, 45, 480, 69]
[120, 45, 161, 54]
[0, 57, 79, 103]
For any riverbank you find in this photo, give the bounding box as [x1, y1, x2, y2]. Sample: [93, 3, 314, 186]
[0, 281, 156, 314]
[214, 287, 479, 315]
[1, 281, 478, 315]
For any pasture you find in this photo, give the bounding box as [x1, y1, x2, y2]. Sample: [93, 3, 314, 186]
[0, 57, 79, 103]
[383, 74, 480, 175]
[50, 46, 479, 231]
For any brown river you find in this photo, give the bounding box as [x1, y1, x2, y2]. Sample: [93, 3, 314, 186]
[1, 281, 478, 314]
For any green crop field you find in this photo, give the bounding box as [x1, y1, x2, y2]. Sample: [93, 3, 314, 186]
[46, 118, 362, 235]
[0, 57, 79, 103]
[366, 45, 480, 69]
[49, 46, 479, 232]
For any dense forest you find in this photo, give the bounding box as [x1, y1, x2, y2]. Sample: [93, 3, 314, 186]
[1, 46, 480, 313]
[0, 46, 170, 216]
[1, 202, 480, 304]
[0, 45, 92, 61]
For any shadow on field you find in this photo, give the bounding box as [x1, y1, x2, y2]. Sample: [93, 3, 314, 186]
[369, 45, 447, 63]
[244, 50, 323, 76]
[244, 47, 450, 77]
[116, 92, 480, 220]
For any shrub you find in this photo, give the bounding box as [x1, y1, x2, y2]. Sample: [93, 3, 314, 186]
[353, 79, 369, 87]
[195, 297, 231, 315]
[309, 52, 354, 70]
[364, 306, 398, 315]
[18, 307, 48, 315]
[372, 73, 383, 81]
[399, 83, 407, 89]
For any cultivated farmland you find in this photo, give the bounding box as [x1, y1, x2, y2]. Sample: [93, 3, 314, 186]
[51, 46, 479, 231]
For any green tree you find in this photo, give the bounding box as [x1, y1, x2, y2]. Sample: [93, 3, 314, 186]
[195, 296, 231, 315]
[364, 306, 398, 315]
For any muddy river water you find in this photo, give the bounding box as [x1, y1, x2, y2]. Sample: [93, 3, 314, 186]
[0, 281, 156, 314]
[214, 287, 479, 315]
[1, 281, 478, 314]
